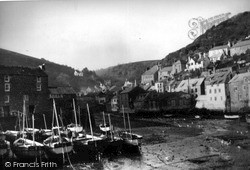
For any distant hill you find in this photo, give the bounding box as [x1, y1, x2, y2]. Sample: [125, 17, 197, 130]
[0, 48, 103, 92]
[95, 60, 160, 86]
[162, 11, 250, 66]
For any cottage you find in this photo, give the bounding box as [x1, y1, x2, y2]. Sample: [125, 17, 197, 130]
[0, 65, 50, 117]
[208, 44, 230, 62]
[171, 60, 186, 75]
[158, 66, 172, 81]
[118, 86, 145, 113]
[175, 78, 205, 97]
[230, 39, 250, 56]
[141, 65, 159, 85]
[186, 53, 210, 71]
[229, 72, 250, 112]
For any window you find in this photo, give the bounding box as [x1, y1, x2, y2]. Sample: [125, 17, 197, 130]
[37, 83, 41, 91]
[5, 83, 10, 92]
[210, 97, 212, 101]
[218, 89, 221, 93]
[214, 97, 217, 101]
[239, 94, 242, 100]
[179, 100, 183, 106]
[214, 89, 217, 94]
[221, 96, 223, 100]
[4, 95, 9, 103]
[4, 75, 10, 82]
[209, 89, 212, 93]
[37, 76, 41, 83]
[234, 87, 238, 92]
[243, 86, 247, 90]
[171, 100, 175, 106]
[195, 88, 197, 92]
[191, 89, 194, 93]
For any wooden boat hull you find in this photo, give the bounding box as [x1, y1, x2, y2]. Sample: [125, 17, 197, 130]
[12, 146, 44, 159]
[224, 115, 240, 119]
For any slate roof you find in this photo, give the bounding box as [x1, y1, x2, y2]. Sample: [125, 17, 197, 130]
[0, 65, 47, 76]
[142, 65, 158, 76]
[159, 66, 172, 73]
[176, 78, 205, 90]
[209, 45, 229, 51]
[229, 72, 250, 83]
[206, 71, 231, 85]
[49, 86, 76, 95]
[231, 39, 250, 48]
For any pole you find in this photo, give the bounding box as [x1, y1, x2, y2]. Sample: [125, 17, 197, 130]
[43, 114, 47, 129]
[108, 114, 113, 141]
[127, 113, 132, 139]
[87, 103, 94, 140]
[78, 106, 81, 126]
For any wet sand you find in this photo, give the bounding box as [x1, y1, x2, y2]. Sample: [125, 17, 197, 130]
[95, 117, 250, 170]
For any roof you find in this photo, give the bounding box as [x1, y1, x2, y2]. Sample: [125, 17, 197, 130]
[159, 66, 172, 73]
[232, 39, 250, 48]
[176, 78, 205, 90]
[206, 70, 231, 85]
[209, 45, 229, 51]
[49, 86, 76, 95]
[120, 87, 134, 94]
[142, 65, 158, 76]
[229, 72, 250, 83]
[0, 65, 47, 76]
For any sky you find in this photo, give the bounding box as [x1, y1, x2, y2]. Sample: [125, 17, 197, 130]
[0, 0, 250, 70]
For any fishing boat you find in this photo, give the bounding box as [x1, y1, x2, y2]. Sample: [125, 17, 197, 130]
[72, 104, 103, 161]
[43, 99, 73, 160]
[119, 106, 142, 153]
[12, 101, 45, 160]
[246, 114, 250, 123]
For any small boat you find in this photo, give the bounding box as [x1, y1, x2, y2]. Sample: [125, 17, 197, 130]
[12, 138, 44, 159]
[246, 114, 250, 123]
[195, 115, 201, 119]
[43, 99, 73, 160]
[224, 115, 240, 119]
[12, 103, 45, 160]
[164, 114, 173, 118]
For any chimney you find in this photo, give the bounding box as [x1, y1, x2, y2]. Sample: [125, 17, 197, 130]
[39, 63, 45, 71]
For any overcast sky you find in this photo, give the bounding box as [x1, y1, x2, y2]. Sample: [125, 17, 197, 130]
[0, 0, 250, 70]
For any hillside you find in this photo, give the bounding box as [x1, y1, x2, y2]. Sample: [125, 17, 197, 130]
[162, 11, 250, 65]
[95, 60, 160, 86]
[0, 48, 102, 91]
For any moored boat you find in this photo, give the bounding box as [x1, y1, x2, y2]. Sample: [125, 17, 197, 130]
[224, 114, 240, 119]
[0, 131, 12, 160]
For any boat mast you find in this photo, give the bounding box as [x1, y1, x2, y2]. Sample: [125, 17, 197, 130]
[73, 98, 78, 126]
[108, 114, 113, 141]
[122, 105, 127, 132]
[78, 106, 81, 126]
[127, 113, 132, 139]
[53, 99, 62, 142]
[22, 99, 26, 139]
[86, 103, 94, 140]
[43, 114, 47, 129]
[102, 111, 107, 136]
[32, 114, 35, 146]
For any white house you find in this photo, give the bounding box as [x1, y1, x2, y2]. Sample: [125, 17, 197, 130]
[230, 39, 250, 56]
[186, 53, 210, 71]
[208, 44, 230, 62]
[74, 70, 83, 76]
[196, 70, 232, 111]
[155, 81, 165, 93]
